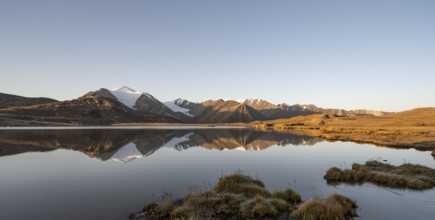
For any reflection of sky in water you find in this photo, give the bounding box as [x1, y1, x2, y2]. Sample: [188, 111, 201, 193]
[0, 134, 434, 220]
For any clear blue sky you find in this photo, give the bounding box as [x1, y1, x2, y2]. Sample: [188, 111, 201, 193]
[1, 0, 434, 112]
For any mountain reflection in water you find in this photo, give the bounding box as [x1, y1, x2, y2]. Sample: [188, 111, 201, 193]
[0, 128, 321, 162]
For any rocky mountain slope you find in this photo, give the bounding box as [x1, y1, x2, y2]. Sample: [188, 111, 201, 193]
[194, 99, 267, 123]
[0, 86, 390, 126]
[0, 88, 179, 126]
[167, 98, 388, 123]
[0, 93, 57, 109]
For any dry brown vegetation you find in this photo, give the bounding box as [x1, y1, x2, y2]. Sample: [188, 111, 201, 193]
[292, 194, 357, 220]
[324, 160, 435, 190]
[252, 108, 435, 151]
[129, 172, 357, 220]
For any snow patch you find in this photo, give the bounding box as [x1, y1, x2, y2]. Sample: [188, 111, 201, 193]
[235, 99, 259, 105]
[111, 86, 143, 108]
[222, 146, 247, 151]
[163, 133, 194, 150]
[111, 142, 143, 163]
[163, 99, 194, 117]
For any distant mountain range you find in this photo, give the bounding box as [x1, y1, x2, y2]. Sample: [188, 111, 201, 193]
[0, 86, 389, 126]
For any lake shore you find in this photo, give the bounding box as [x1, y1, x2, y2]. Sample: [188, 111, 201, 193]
[251, 109, 435, 151]
[286, 126, 435, 151]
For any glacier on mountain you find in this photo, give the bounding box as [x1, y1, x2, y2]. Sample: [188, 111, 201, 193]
[163, 99, 194, 117]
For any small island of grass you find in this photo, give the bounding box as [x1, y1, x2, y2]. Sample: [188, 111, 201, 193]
[324, 160, 435, 190]
[129, 172, 357, 220]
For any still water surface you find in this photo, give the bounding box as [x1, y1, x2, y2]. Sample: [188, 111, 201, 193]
[0, 128, 434, 220]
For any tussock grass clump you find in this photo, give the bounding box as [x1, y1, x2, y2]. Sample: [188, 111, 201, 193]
[325, 160, 435, 190]
[154, 191, 175, 216]
[130, 172, 357, 220]
[324, 167, 343, 181]
[214, 172, 270, 198]
[173, 191, 245, 217]
[325, 167, 365, 182]
[170, 205, 195, 219]
[269, 198, 290, 211]
[272, 189, 301, 204]
[240, 196, 278, 218]
[292, 193, 357, 220]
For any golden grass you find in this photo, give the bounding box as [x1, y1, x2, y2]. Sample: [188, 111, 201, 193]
[252, 108, 435, 151]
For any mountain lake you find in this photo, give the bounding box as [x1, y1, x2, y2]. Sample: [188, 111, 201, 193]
[0, 127, 434, 220]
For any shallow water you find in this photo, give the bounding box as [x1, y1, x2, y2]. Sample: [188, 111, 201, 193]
[0, 128, 434, 220]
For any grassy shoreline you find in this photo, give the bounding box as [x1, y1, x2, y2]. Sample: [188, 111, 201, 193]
[251, 108, 435, 151]
[292, 126, 435, 151]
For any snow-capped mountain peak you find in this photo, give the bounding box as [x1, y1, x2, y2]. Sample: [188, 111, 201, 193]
[110, 86, 143, 108]
[234, 99, 269, 104]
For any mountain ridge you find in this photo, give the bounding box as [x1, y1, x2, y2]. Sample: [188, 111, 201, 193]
[0, 92, 57, 109]
[0, 86, 392, 126]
